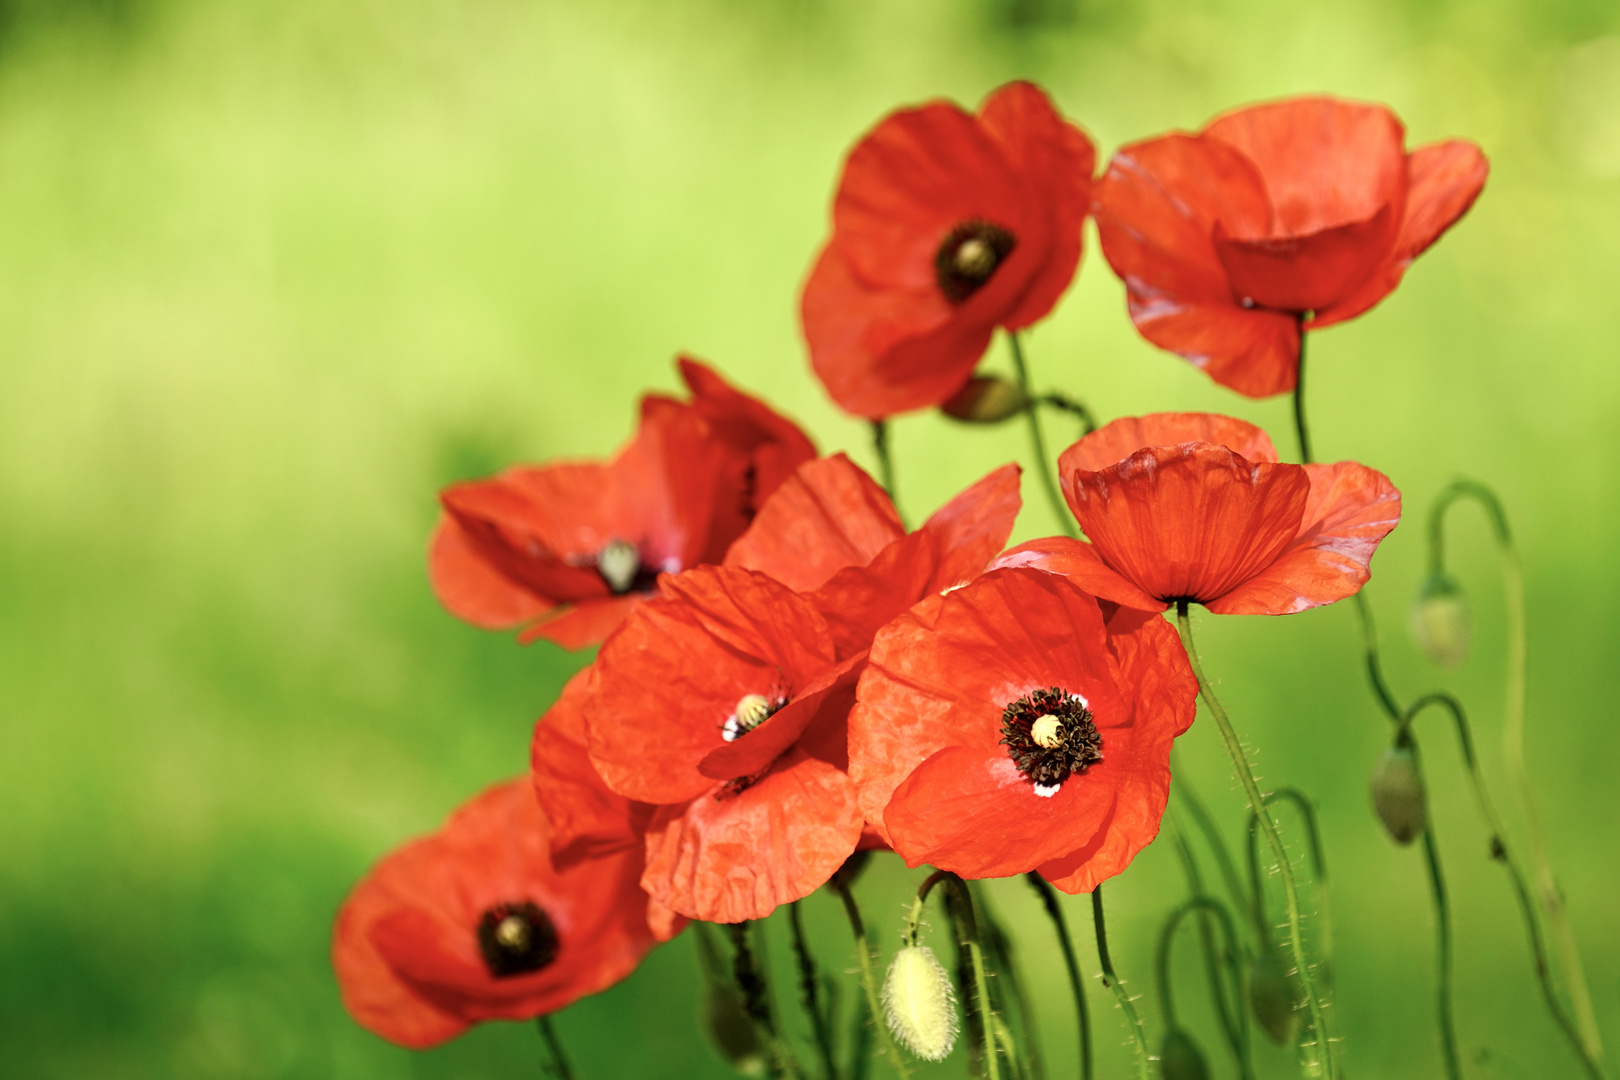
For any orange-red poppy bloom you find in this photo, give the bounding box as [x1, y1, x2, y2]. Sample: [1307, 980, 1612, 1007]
[998, 413, 1400, 614]
[1093, 96, 1488, 398]
[848, 568, 1197, 891]
[429, 359, 815, 649]
[802, 81, 1095, 418]
[332, 779, 658, 1048]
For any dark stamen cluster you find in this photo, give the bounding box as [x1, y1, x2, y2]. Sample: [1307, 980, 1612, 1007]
[999, 686, 1103, 789]
[476, 901, 560, 978]
[935, 220, 1017, 303]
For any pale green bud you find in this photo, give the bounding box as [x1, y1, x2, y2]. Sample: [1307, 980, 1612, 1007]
[1410, 573, 1470, 668]
[1248, 949, 1299, 1045]
[701, 983, 765, 1075]
[882, 945, 958, 1061]
[1371, 744, 1427, 845]
[941, 375, 1030, 424]
[1160, 1028, 1212, 1080]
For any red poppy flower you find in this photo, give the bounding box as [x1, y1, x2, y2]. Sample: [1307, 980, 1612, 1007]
[429, 359, 816, 649]
[332, 779, 658, 1049]
[997, 412, 1400, 614]
[1093, 96, 1488, 397]
[802, 81, 1096, 418]
[847, 568, 1198, 891]
[584, 565, 866, 924]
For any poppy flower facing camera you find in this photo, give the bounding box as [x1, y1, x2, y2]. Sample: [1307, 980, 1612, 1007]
[1093, 95, 1488, 397]
[998, 412, 1401, 614]
[332, 779, 659, 1048]
[802, 81, 1096, 418]
[848, 568, 1198, 892]
[429, 359, 816, 649]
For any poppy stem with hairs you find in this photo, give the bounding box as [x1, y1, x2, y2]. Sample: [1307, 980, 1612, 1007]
[729, 921, 804, 1080]
[1428, 479, 1602, 1063]
[915, 870, 1000, 1080]
[1167, 822, 1254, 1080]
[1292, 317, 1312, 464]
[1174, 601, 1337, 1080]
[790, 900, 839, 1080]
[1398, 694, 1609, 1080]
[536, 1015, 574, 1080]
[1007, 332, 1078, 539]
[1025, 872, 1094, 1080]
[830, 876, 911, 1079]
[1089, 883, 1151, 1080]
[869, 420, 906, 528]
[1155, 897, 1246, 1049]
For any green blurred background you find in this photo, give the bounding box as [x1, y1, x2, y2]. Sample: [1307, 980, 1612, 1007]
[1, 0, 1616, 1076]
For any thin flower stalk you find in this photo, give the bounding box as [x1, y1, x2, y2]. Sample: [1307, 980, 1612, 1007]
[537, 1016, 575, 1080]
[1167, 818, 1252, 1079]
[831, 876, 911, 1079]
[1007, 332, 1077, 539]
[790, 901, 840, 1080]
[913, 871, 1001, 1080]
[1090, 885, 1151, 1080]
[1025, 873, 1094, 1080]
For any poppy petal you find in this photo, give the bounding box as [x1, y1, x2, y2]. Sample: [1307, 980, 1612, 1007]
[428, 513, 556, 630]
[1128, 297, 1303, 399]
[991, 537, 1165, 612]
[1206, 461, 1401, 615]
[1058, 413, 1279, 472]
[697, 652, 866, 780]
[677, 356, 818, 512]
[518, 595, 644, 649]
[1212, 204, 1395, 313]
[921, 462, 1024, 591]
[531, 669, 652, 867]
[724, 454, 904, 591]
[641, 751, 864, 923]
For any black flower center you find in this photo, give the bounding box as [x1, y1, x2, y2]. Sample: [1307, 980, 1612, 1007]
[935, 220, 1017, 304]
[999, 686, 1103, 796]
[476, 901, 560, 978]
[595, 539, 660, 595]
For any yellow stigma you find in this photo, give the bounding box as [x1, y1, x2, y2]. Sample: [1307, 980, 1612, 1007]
[735, 694, 772, 729]
[597, 538, 641, 594]
[1030, 715, 1063, 749]
[954, 237, 995, 278]
[495, 914, 530, 950]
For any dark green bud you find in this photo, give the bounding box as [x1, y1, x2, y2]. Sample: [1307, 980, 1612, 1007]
[1159, 1028, 1212, 1080]
[1248, 949, 1299, 1045]
[1371, 743, 1427, 845]
[1410, 573, 1470, 668]
[941, 375, 1030, 424]
[701, 982, 765, 1075]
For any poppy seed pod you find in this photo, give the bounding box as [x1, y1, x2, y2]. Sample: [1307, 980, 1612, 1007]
[1248, 949, 1299, 1045]
[882, 945, 959, 1061]
[1371, 743, 1427, 845]
[1410, 573, 1471, 668]
[1160, 1028, 1213, 1080]
[941, 375, 1031, 424]
[701, 982, 766, 1076]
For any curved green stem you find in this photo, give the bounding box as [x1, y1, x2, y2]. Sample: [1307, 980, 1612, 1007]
[537, 1016, 574, 1080]
[1172, 761, 1256, 942]
[1038, 392, 1097, 436]
[1155, 898, 1246, 1038]
[1026, 873, 1094, 1080]
[1007, 332, 1077, 539]
[1428, 480, 1601, 1062]
[790, 901, 839, 1080]
[1176, 602, 1336, 1078]
[869, 420, 906, 528]
[831, 878, 910, 1079]
[916, 871, 1000, 1080]
[1090, 884, 1151, 1080]
[1418, 809, 1463, 1080]
[975, 884, 1044, 1080]
[1168, 817, 1252, 1078]
[1244, 788, 1333, 989]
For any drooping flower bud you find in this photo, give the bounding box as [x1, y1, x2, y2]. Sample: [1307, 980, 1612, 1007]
[1248, 948, 1299, 1045]
[1410, 573, 1470, 668]
[701, 981, 766, 1075]
[941, 375, 1030, 424]
[882, 945, 959, 1061]
[1160, 1028, 1213, 1080]
[1370, 743, 1427, 845]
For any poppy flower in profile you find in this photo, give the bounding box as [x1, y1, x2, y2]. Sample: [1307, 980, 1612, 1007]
[802, 81, 1096, 418]
[1092, 96, 1488, 398]
[429, 359, 816, 649]
[332, 779, 658, 1049]
[997, 412, 1400, 614]
[848, 568, 1198, 891]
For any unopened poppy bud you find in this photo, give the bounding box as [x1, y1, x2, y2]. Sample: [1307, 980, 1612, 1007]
[1370, 743, 1427, 845]
[1160, 1028, 1212, 1080]
[941, 375, 1030, 424]
[1410, 573, 1470, 668]
[1248, 949, 1299, 1045]
[701, 982, 766, 1075]
[882, 945, 958, 1061]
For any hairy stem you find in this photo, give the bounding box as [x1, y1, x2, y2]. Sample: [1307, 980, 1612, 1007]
[1091, 884, 1151, 1080]
[917, 871, 1001, 1080]
[1168, 818, 1252, 1078]
[831, 877, 910, 1079]
[1026, 873, 1094, 1080]
[790, 901, 839, 1080]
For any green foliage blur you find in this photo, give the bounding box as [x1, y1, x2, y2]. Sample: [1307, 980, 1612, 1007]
[1, 0, 1616, 1076]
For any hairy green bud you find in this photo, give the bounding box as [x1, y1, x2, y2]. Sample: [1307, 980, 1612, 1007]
[882, 945, 958, 1061]
[941, 375, 1030, 424]
[1248, 948, 1299, 1045]
[1371, 743, 1427, 845]
[1410, 573, 1470, 668]
[1160, 1028, 1212, 1080]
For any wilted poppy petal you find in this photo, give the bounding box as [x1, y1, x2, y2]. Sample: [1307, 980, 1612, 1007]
[1058, 413, 1278, 472]
[1206, 461, 1400, 615]
[641, 751, 864, 923]
[725, 454, 904, 591]
[587, 567, 836, 805]
[991, 537, 1165, 612]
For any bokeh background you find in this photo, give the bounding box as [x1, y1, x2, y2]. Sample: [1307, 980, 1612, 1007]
[1, 0, 1617, 1076]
